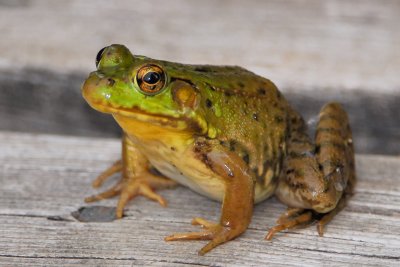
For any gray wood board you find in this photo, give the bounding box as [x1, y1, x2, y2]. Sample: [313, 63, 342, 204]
[0, 132, 399, 266]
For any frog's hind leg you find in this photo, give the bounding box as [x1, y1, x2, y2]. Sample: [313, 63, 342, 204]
[267, 102, 355, 239]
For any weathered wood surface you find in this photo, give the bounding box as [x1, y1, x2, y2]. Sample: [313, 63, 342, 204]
[0, 131, 399, 266]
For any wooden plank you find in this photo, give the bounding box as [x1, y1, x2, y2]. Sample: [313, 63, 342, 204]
[0, 131, 399, 266]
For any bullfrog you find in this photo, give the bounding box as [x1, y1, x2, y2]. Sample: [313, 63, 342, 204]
[81, 44, 355, 255]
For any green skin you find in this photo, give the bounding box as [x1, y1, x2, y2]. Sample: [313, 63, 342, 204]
[82, 44, 355, 255]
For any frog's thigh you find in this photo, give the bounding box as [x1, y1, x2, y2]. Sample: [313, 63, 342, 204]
[277, 103, 355, 212]
[268, 103, 355, 239]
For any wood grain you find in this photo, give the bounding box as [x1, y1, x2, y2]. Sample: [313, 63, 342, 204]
[0, 131, 399, 266]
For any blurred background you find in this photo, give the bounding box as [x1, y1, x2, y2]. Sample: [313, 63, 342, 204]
[0, 0, 398, 155]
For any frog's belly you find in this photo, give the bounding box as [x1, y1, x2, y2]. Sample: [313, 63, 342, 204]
[137, 140, 274, 203]
[149, 156, 226, 202]
[148, 154, 275, 204]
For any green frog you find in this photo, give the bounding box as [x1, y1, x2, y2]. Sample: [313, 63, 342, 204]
[81, 44, 355, 255]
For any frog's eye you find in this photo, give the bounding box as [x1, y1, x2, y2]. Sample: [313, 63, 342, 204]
[95, 47, 107, 68]
[136, 64, 166, 95]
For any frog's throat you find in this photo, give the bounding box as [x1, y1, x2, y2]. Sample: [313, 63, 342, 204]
[87, 101, 206, 133]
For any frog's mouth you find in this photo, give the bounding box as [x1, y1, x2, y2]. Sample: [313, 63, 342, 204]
[86, 99, 203, 133]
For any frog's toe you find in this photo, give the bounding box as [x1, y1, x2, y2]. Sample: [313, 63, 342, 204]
[191, 217, 216, 228]
[92, 160, 123, 188]
[165, 217, 236, 255]
[84, 181, 123, 202]
[265, 210, 313, 240]
[165, 217, 220, 241]
[116, 180, 168, 218]
[315, 196, 347, 236]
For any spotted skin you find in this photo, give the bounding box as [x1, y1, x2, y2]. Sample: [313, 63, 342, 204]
[81, 44, 356, 255]
[270, 103, 355, 238]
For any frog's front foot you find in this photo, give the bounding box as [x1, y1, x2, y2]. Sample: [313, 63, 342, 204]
[165, 217, 238, 255]
[85, 160, 177, 218]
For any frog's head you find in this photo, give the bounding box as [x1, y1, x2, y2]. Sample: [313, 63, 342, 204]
[82, 44, 208, 135]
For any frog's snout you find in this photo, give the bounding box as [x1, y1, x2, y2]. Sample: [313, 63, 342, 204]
[81, 73, 107, 107]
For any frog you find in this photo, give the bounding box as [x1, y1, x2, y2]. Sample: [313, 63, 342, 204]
[81, 44, 355, 255]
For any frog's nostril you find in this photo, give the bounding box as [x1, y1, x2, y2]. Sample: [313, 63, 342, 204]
[107, 78, 115, 87]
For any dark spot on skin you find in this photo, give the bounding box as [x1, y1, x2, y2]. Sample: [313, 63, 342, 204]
[291, 137, 307, 144]
[229, 140, 236, 151]
[258, 88, 266, 95]
[319, 141, 346, 150]
[107, 78, 115, 86]
[243, 154, 250, 164]
[289, 151, 315, 159]
[205, 83, 219, 92]
[170, 146, 176, 151]
[224, 91, 232, 97]
[194, 140, 212, 154]
[286, 168, 295, 175]
[289, 181, 306, 190]
[275, 116, 284, 123]
[318, 163, 323, 171]
[194, 67, 211, 72]
[206, 99, 213, 108]
[252, 113, 258, 121]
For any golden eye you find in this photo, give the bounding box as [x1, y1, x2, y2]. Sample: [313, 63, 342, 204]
[136, 64, 166, 95]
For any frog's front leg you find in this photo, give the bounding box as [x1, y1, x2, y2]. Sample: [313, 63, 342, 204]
[85, 133, 177, 218]
[165, 149, 255, 255]
[267, 103, 355, 239]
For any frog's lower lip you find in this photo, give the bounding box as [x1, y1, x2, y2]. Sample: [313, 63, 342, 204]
[87, 101, 184, 128]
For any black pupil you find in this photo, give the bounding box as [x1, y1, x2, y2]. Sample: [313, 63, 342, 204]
[95, 47, 107, 67]
[143, 72, 160, 85]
